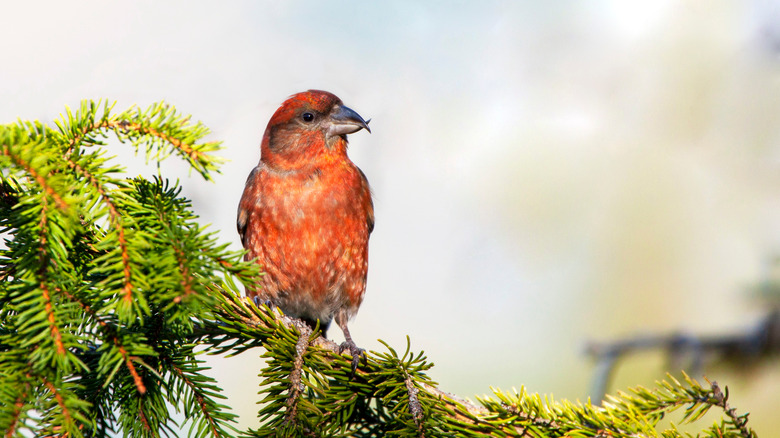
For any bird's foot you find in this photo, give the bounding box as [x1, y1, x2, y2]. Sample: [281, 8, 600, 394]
[252, 296, 273, 309]
[338, 340, 365, 377]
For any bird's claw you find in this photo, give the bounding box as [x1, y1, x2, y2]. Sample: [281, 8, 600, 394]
[252, 296, 273, 309]
[338, 341, 365, 377]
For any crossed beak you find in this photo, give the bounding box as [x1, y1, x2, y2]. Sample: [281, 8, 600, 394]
[327, 105, 371, 138]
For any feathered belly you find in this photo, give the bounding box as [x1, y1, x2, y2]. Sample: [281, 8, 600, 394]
[251, 195, 369, 323]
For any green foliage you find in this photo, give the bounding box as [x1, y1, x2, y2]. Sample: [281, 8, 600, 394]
[0, 101, 759, 437]
[0, 101, 255, 437]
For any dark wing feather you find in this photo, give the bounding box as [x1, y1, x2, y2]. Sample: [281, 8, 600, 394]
[237, 166, 260, 247]
[357, 167, 375, 234]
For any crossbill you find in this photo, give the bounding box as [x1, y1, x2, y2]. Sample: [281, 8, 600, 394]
[237, 90, 373, 358]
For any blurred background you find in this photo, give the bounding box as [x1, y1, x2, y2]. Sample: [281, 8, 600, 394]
[2, 1, 779, 434]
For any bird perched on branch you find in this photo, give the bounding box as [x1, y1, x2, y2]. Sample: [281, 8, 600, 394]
[237, 90, 373, 362]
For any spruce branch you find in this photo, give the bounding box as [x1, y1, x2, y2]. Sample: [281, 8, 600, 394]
[1, 100, 240, 437]
[64, 153, 136, 311]
[0, 143, 68, 211]
[710, 380, 755, 438]
[55, 100, 222, 180]
[205, 287, 759, 437]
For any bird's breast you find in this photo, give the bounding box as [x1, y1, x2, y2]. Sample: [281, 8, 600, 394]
[251, 163, 371, 280]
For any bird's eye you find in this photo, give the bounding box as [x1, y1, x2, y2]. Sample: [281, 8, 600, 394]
[302, 112, 315, 122]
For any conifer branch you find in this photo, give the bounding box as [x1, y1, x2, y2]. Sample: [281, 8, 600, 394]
[56, 287, 147, 395]
[168, 361, 223, 438]
[403, 368, 424, 436]
[32, 191, 66, 358]
[710, 381, 755, 438]
[40, 283, 65, 356]
[0, 144, 67, 210]
[283, 322, 313, 428]
[113, 119, 208, 169]
[5, 382, 30, 438]
[120, 346, 146, 395]
[137, 404, 152, 434]
[171, 244, 195, 303]
[65, 157, 135, 305]
[67, 118, 211, 176]
[211, 290, 760, 436]
[41, 375, 71, 424]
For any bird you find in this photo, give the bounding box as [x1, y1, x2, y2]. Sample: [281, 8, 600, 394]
[237, 90, 373, 362]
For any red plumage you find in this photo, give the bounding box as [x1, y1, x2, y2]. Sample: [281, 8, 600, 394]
[237, 90, 373, 349]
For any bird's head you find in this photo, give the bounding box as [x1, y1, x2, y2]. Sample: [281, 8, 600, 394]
[260, 90, 370, 170]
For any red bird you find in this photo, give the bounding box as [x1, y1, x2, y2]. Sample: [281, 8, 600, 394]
[237, 90, 373, 358]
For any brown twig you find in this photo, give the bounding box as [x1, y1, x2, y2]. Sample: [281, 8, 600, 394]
[40, 283, 65, 356]
[403, 368, 425, 437]
[65, 118, 206, 167]
[168, 361, 221, 437]
[710, 381, 755, 438]
[283, 321, 313, 427]
[58, 288, 147, 395]
[5, 381, 30, 438]
[0, 145, 68, 210]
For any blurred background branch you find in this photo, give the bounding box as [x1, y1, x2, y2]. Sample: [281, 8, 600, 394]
[586, 309, 780, 403]
[587, 256, 780, 403]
